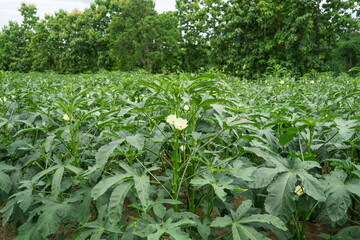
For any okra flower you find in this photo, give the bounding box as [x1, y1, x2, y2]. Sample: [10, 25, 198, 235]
[174, 117, 188, 131]
[294, 185, 305, 196]
[184, 105, 190, 111]
[0, 96, 6, 103]
[166, 114, 177, 125]
[279, 80, 285, 85]
[63, 114, 70, 121]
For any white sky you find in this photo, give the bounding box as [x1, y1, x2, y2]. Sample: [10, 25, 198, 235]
[0, 0, 176, 29]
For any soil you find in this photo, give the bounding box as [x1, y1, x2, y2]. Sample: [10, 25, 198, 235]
[0, 203, 74, 240]
[266, 220, 340, 240]
[0, 224, 17, 240]
[0, 203, 17, 240]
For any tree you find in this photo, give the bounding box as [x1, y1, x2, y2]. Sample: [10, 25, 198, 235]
[108, 0, 156, 70]
[209, 0, 360, 77]
[175, 0, 221, 71]
[30, 10, 73, 73]
[30, 2, 113, 73]
[136, 12, 181, 72]
[0, 3, 39, 72]
[108, 0, 180, 72]
[332, 34, 360, 72]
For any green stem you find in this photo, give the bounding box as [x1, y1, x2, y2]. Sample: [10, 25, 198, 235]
[69, 114, 79, 167]
[300, 201, 319, 239]
[292, 214, 301, 240]
[2, 102, 9, 145]
[135, 158, 172, 197]
[190, 160, 196, 213]
[177, 130, 226, 195]
[329, 222, 337, 240]
[351, 195, 356, 221]
[308, 127, 314, 156]
[195, 190, 212, 213]
[294, 201, 302, 239]
[131, 185, 141, 217]
[225, 136, 230, 159]
[299, 136, 305, 162]
[207, 188, 214, 218]
[288, 221, 295, 240]
[172, 130, 180, 212]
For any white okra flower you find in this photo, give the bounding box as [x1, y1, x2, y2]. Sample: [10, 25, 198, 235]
[174, 117, 188, 131]
[166, 114, 177, 125]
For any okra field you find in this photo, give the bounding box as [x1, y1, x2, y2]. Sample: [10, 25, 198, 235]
[0, 70, 360, 240]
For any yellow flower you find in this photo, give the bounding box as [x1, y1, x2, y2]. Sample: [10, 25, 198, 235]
[184, 105, 190, 111]
[295, 185, 305, 196]
[63, 114, 70, 121]
[280, 80, 285, 85]
[174, 117, 188, 131]
[310, 80, 315, 84]
[0, 96, 6, 103]
[166, 114, 177, 125]
[180, 145, 185, 151]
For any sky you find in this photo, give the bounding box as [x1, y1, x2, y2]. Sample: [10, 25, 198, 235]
[0, 0, 176, 29]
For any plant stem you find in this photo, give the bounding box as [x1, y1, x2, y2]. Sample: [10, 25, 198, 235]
[300, 201, 319, 239]
[294, 201, 302, 239]
[329, 222, 337, 240]
[69, 114, 79, 167]
[172, 130, 180, 212]
[207, 188, 214, 218]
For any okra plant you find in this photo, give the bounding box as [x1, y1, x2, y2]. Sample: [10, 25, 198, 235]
[0, 71, 359, 240]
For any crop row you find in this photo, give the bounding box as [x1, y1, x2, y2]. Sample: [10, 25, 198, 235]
[0, 71, 359, 239]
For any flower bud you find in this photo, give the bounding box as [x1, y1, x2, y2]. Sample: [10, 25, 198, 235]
[295, 185, 305, 196]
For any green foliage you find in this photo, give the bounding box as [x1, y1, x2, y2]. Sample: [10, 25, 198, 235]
[175, 0, 218, 71]
[332, 34, 360, 73]
[0, 3, 38, 71]
[245, 147, 325, 221]
[211, 200, 288, 240]
[321, 168, 360, 223]
[0, 61, 360, 239]
[0, 0, 359, 75]
[207, 0, 359, 77]
[108, 0, 180, 72]
[30, 3, 112, 73]
[333, 226, 360, 240]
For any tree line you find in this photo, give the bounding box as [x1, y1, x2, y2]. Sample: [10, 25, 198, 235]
[0, 0, 359, 77]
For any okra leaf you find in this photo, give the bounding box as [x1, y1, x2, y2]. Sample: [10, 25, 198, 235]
[91, 173, 130, 200]
[265, 172, 297, 222]
[0, 170, 12, 193]
[108, 180, 134, 223]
